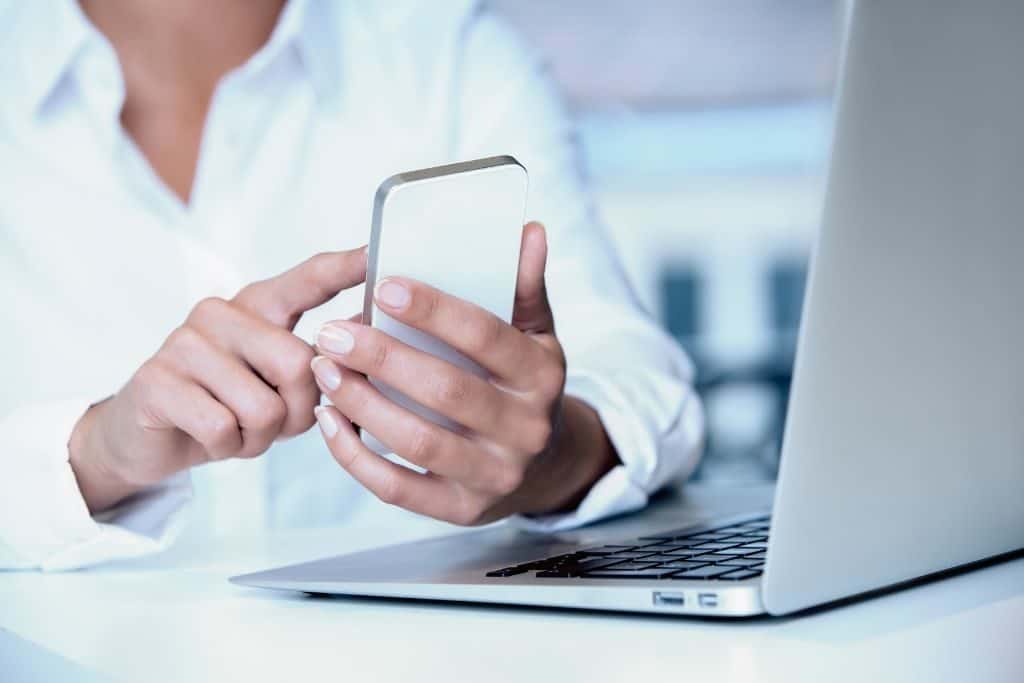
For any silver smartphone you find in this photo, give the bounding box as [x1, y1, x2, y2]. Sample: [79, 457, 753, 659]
[361, 156, 529, 453]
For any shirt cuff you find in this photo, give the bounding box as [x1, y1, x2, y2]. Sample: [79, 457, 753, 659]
[0, 399, 192, 571]
[509, 365, 699, 533]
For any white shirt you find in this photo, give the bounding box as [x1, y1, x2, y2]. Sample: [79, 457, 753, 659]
[0, 0, 703, 571]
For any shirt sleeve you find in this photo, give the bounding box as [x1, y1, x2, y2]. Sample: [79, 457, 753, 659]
[447, 7, 705, 531]
[0, 399, 192, 571]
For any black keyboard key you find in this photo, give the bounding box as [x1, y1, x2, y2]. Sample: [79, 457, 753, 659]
[680, 533, 726, 542]
[654, 560, 709, 570]
[535, 556, 624, 577]
[720, 558, 764, 568]
[717, 569, 762, 581]
[641, 553, 686, 563]
[581, 568, 676, 579]
[744, 552, 767, 560]
[668, 565, 736, 579]
[579, 546, 632, 555]
[576, 557, 627, 571]
[536, 552, 579, 565]
[485, 567, 528, 577]
[690, 542, 739, 551]
[520, 552, 592, 571]
[514, 561, 549, 571]
[688, 553, 736, 563]
[716, 547, 756, 555]
[606, 551, 658, 559]
[626, 552, 667, 565]
[604, 561, 660, 571]
[653, 540, 704, 550]
[738, 542, 767, 550]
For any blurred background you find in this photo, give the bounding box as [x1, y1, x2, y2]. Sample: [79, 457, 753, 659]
[492, 0, 840, 484]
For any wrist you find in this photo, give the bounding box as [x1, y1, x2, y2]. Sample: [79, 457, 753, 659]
[69, 399, 141, 513]
[519, 396, 618, 516]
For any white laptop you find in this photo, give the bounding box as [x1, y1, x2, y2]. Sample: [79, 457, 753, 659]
[232, 0, 1024, 616]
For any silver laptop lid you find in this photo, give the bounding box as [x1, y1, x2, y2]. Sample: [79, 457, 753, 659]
[763, 0, 1024, 615]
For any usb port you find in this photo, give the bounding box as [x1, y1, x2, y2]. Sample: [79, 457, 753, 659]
[652, 591, 685, 607]
[697, 592, 719, 608]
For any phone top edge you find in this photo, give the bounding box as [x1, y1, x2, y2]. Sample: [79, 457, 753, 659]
[372, 155, 524, 210]
[365, 155, 526, 328]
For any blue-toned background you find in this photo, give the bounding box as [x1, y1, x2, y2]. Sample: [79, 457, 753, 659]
[494, 0, 839, 482]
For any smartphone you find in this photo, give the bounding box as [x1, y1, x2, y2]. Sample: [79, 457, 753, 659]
[361, 156, 529, 453]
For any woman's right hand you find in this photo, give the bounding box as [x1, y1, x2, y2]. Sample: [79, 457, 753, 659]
[69, 248, 368, 513]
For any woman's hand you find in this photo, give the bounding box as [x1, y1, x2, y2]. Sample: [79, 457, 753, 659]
[311, 224, 618, 525]
[69, 248, 368, 513]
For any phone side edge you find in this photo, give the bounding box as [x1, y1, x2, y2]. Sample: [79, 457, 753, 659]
[363, 175, 399, 329]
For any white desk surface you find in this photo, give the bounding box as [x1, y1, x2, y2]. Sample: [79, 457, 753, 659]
[2, 484, 1022, 683]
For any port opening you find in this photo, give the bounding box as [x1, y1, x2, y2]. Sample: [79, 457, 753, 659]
[652, 591, 685, 607]
[697, 592, 719, 608]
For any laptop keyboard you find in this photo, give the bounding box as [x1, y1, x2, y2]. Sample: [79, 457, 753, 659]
[486, 515, 770, 581]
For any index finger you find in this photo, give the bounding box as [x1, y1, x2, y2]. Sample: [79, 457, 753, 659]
[234, 247, 368, 329]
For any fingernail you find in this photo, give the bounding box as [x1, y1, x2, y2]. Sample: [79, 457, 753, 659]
[310, 356, 342, 391]
[314, 406, 338, 439]
[318, 323, 355, 354]
[375, 279, 410, 310]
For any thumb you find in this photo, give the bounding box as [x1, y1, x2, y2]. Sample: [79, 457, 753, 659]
[512, 222, 555, 335]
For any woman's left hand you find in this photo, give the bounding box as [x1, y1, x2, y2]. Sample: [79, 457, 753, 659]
[310, 222, 618, 525]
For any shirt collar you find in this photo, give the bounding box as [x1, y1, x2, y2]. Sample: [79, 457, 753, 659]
[4, 0, 91, 123]
[3, 0, 341, 123]
[286, 0, 343, 108]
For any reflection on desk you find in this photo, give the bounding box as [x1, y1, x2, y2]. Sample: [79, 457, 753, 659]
[1, 485, 1021, 683]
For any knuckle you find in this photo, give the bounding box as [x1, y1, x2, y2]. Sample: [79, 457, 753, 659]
[166, 325, 205, 354]
[412, 287, 439, 322]
[247, 393, 287, 431]
[301, 253, 334, 295]
[407, 426, 439, 468]
[203, 413, 238, 456]
[235, 444, 264, 460]
[282, 411, 317, 437]
[415, 286, 440, 321]
[453, 499, 488, 527]
[131, 360, 171, 408]
[524, 418, 554, 454]
[274, 343, 315, 385]
[309, 251, 336, 279]
[376, 475, 404, 507]
[493, 463, 525, 496]
[342, 377, 370, 408]
[188, 296, 230, 326]
[132, 358, 166, 388]
[368, 334, 391, 371]
[234, 282, 290, 326]
[539, 353, 567, 396]
[280, 395, 319, 437]
[338, 441, 360, 469]
[465, 314, 503, 355]
[232, 283, 259, 305]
